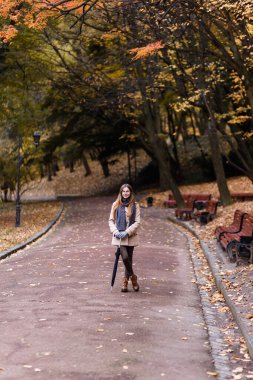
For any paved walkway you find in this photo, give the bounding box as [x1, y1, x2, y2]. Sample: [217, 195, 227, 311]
[0, 197, 214, 379]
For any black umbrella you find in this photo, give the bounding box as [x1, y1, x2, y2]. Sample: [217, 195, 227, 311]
[111, 246, 121, 290]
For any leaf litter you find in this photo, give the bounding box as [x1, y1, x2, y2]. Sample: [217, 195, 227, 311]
[0, 201, 62, 252]
[176, 226, 253, 376]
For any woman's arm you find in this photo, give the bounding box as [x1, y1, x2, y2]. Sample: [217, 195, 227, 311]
[108, 203, 118, 235]
[126, 203, 140, 237]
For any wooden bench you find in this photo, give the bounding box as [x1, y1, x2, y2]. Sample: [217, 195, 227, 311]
[219, 214, 253, 262]
[164, 193, 212, 208]
[175, 198, 196, 220]
[215, 210, 248, 240]
[234, 236, 253, 266]
[175, 194, 212, 220]
[192, 200, 219, 224]
[164, 193, 180, 208]
[230, 192, 253, 202]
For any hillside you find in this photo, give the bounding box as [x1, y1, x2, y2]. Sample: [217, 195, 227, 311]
[23, 150, 151, 200]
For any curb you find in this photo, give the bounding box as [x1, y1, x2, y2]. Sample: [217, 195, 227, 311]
[167, 214, 253, 360]
[0, 204, 64, 261]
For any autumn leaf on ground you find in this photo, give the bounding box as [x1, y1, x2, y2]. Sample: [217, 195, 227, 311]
[210, 292, 224, 303]
[207, 371, 219, 376]
[218, 307, 229, 313]
[0, 202, 62, 252]
[233, 367, 243, 373]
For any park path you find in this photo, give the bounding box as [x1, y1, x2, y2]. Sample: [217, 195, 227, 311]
[0, 197, 214, 380]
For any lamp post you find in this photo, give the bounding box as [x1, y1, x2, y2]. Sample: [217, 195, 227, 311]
[15, 132, 41, 227]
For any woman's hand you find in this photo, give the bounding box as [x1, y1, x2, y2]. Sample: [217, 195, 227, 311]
[117, 231, 128, 239]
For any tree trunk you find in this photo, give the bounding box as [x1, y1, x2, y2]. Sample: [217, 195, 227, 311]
[244, 79, 253, 119]
[100, 158, 110, 177]
[4, 188, 8, 202]
[136, 62, 184, 205]
[52, 163, 57, 176]
[154, 138, 185, 207]
[145, 108, 185, 206]
[47, 163, 52, 181]
[167, 108, 181, 172]
[127, 149, 132, 183]
[190, 111, 209, 165]
[133, 148, 137, 181]
[81, 152, 92, 176]
[203, 94, 232, 206]
[69, 161, 74, 173]
[39, 164, 45, 179]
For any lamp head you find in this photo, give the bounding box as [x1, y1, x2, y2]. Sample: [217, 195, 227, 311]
[33, 132, 41, 147]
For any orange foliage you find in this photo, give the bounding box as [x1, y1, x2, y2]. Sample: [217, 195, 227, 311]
[129, 41, 165, 60]
[0, 0, 54, 41]
[0, 0, 98, 41]
[0, 25, 18, 42]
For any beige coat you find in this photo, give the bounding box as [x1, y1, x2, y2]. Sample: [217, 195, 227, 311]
[108, 201, 141, 246]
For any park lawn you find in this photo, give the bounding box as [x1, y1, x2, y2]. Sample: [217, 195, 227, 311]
[0, 201, 62, 252]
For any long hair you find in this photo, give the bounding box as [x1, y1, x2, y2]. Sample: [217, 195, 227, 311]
[113, 184, 135, 219]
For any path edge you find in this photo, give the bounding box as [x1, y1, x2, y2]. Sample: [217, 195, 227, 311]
[167, 214, 253, 360]
[0, 204, 64, 261]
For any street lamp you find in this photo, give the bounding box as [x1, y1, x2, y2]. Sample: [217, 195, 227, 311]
[33, 131, 41, 147]
[15, 132, 41, 227]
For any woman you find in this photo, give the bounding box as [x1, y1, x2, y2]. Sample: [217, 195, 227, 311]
[108, 184, 141, 292]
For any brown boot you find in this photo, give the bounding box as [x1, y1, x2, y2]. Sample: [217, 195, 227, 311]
[130, 274, 139, 292]
[121, 277, 128, 292]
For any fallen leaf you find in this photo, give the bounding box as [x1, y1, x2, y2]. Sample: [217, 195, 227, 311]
[218, 307, 228, 313]
[210, 292, 224, 303]
[233, 367, 243, 373]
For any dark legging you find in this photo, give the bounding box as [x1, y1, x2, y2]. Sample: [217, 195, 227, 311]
[120, 246, 134, 279]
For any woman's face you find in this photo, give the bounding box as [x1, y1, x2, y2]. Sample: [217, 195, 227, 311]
[122, 187, 131, 199]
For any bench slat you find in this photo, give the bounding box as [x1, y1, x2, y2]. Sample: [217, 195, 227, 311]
[215, 210, 247, 240]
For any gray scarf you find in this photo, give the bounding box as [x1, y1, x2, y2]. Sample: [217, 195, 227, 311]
[116, 201, 136, 231]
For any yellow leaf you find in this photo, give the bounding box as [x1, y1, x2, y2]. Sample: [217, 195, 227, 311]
[218, 307, 228, 313]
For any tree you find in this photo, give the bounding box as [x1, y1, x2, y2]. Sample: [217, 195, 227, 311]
[0, 0, 252, 202]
